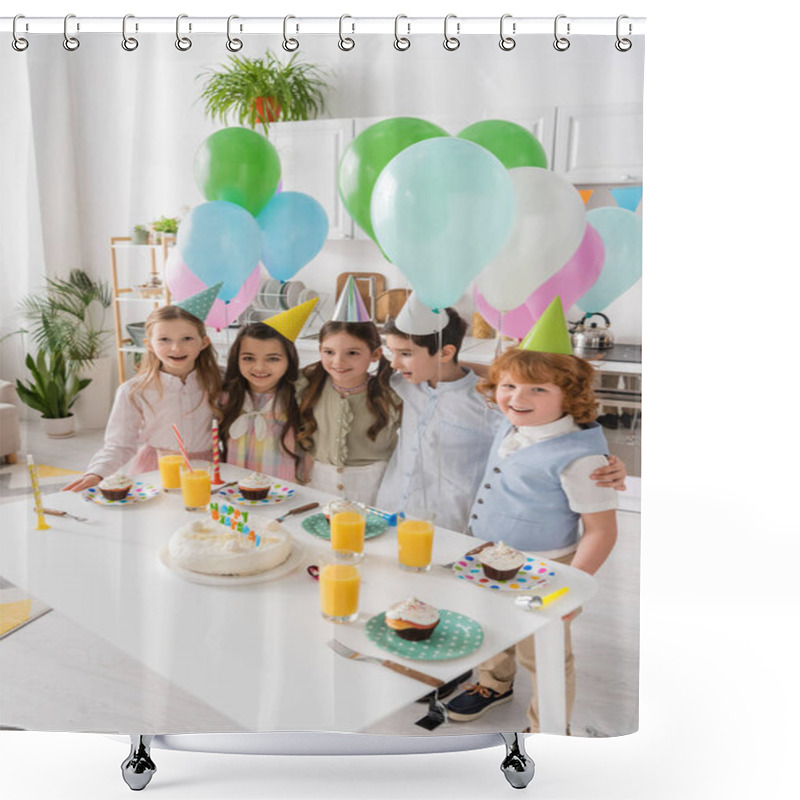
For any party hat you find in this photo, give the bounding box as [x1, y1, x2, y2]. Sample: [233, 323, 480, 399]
[263, 297, 318, 342]
[175, 282, 222, 323]
[392, 291, 449, 336]
[331, 275, 371, 322]
[519, 296, 573, 355]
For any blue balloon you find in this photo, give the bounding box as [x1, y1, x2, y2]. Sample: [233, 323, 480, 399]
[177, 201, 261, 301]
[576, 207, 642, 312]
[257, 192, 329, 282]
[370, 138, 515, 309]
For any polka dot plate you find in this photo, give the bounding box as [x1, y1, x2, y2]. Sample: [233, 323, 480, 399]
[301, 512, 388, 540]
[452, 554, 556, 592]
[83, 482, 161, 506]
[365, 610, 483, 662]
[218, 483, 295, 506]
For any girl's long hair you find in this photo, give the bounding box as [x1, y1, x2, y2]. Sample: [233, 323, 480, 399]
[297, 321, 399, 451]
[218, 323, 302, 475]
[130, 305, 221, 416]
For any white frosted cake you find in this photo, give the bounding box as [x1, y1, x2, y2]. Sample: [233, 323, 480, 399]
[168, 518, 292, 576]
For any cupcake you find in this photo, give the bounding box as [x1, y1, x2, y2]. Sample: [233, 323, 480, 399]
[477, 541, 526, 581]
[98, 473, 133, 502]
[237, 473, 272, 501]
[385, 597, 440, 641]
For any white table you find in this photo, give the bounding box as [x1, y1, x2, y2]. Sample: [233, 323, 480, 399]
[0, 466, 596, 735]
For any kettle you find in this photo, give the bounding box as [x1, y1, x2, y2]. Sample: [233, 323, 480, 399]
[570, 312, 615, 350]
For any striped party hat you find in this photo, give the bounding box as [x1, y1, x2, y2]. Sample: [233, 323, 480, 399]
[331, 275, 371, 322]
[262, 297, 318, 342]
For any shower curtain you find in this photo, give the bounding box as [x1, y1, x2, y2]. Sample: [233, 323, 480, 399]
[0, 17, 643, 743]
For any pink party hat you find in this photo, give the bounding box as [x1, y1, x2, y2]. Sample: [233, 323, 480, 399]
[175, 282, 222, 324]
[518, 296, 574, 355]
[330, 275, 371, 322]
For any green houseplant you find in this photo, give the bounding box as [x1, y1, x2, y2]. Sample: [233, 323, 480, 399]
[198, 52, 330, 136]
[131, 224, 150, 244]
[15, 350, 91, 438]
[152, 215, 179, 243]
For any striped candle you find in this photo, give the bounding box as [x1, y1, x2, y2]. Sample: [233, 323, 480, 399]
[211, 418, 223, 484]
[27, 455, 50, 531]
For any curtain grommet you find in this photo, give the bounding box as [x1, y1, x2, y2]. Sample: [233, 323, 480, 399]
[615, 15, 632, 51]
[121, 14, 138, 51]
[394, 15, 411, 51]
[226, 15, 243, 52]
[553, 14, 570, 51]
[499, 14, 516, 51]
[443, 14, 460, 51]
[338, 14, 355, 51]
[176, 14, 192, 51]
[63, 13, 80, 51]
[12, 14, 29, 51]
[282, 15, 299, 52]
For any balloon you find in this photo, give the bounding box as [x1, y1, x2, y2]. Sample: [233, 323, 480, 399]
[457, 120, 548, 169]
[166, 249, 262, 331]
[475, 224, 605, 340]
[177, 201, 261, 302]
[371, 138, 515, 309]
[339, 117, 449, 242]
[194, 127, 281, 217]
[576, 208, 642, 311]
[475, 167, 587, 311]
[257, 192, 329, 282]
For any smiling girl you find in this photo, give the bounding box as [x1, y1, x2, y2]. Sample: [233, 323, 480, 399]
[218, 322, 303, 481]
[65, 305, 221, 492]
[297, 321, 401, 505]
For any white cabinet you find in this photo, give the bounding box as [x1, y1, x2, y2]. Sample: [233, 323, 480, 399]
[553, 103, 643, 184]
[268, 118, 354, 239]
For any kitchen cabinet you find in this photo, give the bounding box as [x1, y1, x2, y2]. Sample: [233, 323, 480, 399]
[267, 118, 354, 239]
[553, 103, 643, 184]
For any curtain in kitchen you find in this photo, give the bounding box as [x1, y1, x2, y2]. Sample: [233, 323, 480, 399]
[0, 19, 643, 741]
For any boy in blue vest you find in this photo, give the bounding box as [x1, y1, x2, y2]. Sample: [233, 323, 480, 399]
[445, 297, 618, 732]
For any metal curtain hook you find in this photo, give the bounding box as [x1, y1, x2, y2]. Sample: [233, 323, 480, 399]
[226, 15, 243, 52]
[394, 15, 410, 51]
[283, 15, 299, 52]
[338, 14, 355, 51]
[615, 14, 632, 51]
[553, 14, 570, 51]
[63, 13, 80, 51]
[499, 14, 516, 51]
[176, 14, 192, 51]
[12, 14, 29, 51]
[443, 14, 460, 51]
[121, 14, 139, 51]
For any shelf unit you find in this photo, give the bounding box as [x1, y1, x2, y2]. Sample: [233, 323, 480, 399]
[109, 236, 174, 383]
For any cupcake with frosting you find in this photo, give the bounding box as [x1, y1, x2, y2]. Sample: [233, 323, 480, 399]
[237, 472, 272, 501]
[98, 473, 133, 502]
[477, 541, 526, 581]
[385, 597, 440, 641]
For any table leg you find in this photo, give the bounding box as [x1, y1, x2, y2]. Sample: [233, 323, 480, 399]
[534, 621, 567, 734]
[121, 735, 156, 791]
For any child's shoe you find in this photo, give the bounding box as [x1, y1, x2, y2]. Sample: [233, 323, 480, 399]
[445, 683, 513, 721]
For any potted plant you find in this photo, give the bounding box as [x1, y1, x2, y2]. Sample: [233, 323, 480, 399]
[131, 224, 150, 245]
[151, 215, 179, 244]
[15, 350, 91, 438]
[198, 51, 330, 136]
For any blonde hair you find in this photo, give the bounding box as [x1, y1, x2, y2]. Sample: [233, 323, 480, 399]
[130, 305, 222, 416]
[479, 348, 599, 424]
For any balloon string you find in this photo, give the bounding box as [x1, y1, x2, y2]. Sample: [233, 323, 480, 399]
[495, 310, 504, 357]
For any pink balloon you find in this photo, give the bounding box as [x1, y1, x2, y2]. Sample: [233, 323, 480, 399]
[166, 249, 262, 331]
[475, 224, 604, 340]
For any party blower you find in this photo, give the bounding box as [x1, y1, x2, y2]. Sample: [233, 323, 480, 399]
[3, 12, 644, 796]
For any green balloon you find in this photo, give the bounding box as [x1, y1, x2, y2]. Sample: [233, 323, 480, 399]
[194, 127, 281, 217]
[339, 117, 449, 242]
[457, 120, 548, 170]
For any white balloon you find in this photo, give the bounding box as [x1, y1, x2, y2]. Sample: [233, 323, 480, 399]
[476, 167, 586, 312]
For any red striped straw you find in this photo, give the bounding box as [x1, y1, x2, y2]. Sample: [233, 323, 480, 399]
[171, 424, 193, 472]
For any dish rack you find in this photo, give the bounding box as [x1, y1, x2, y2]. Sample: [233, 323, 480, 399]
[240, 278, 327, 336]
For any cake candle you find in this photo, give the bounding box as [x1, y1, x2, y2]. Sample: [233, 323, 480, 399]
[211, 418, 224, 485]
[27, 455, 50, 531]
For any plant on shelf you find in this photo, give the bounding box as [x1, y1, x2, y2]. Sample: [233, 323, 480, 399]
[15, 350, 91, 437]
[197, 51, 330, 136]
[131, 224, 150, 245]
[18, 269, 113, 372]
[151, 215, 179, 242]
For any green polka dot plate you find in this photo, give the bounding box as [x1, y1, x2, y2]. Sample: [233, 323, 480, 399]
[301, 512, 388, 540]
[365, 610, 483, 661]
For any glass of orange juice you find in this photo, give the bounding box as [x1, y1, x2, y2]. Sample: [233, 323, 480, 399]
[319, 550, 362, 623]
[157, 449, 184, 492]
[179, 462, 211, 511]
[397, 516, 435, 572]
[329, 500, 367, 554]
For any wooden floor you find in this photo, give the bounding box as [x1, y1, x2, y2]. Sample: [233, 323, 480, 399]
[1, 420, 640, 738]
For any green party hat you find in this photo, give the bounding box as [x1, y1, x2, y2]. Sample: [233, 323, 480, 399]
[519, 296, 573, 354]
[175, 282, 222, 324]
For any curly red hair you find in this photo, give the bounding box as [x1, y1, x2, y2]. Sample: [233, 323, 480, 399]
[478, 349, 599, 424]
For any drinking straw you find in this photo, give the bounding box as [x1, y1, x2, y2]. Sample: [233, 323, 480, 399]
[211, 419, 223, 484]
[27, 455, 50, 531]
[171, 424, 193, 472]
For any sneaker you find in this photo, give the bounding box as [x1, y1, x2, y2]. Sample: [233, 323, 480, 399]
[445, 683, 513, 721]
[416, 669, 473, 704]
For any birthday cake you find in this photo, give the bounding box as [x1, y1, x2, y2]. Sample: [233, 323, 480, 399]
[167, 517, 291, 576]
